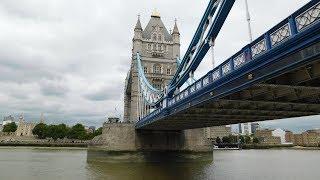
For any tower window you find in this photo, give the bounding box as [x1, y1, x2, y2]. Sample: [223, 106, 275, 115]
[153, 34, 157, 41]
[154, 65, 161, 74]
[166, 68, 171, 75]
[157, 44, 161, 51]
[153, 44, 156, 50]
[144, 67, 148, 73]
[158, 34, 162, 41]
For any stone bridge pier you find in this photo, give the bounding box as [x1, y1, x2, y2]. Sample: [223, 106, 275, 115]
[87, 122, 213, 162]
[89, 122, 212, 152]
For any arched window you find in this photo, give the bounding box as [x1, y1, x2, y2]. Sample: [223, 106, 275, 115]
[153, 44, 156, 50]
[157, 44, 161, 51]
[147, 44, 151, 50]
[158, 34, 162, 41]
[164, 44, 167, 51]
[144, 67, 148, 73]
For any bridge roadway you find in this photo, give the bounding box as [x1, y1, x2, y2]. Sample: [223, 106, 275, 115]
[136, 0, 320, 130]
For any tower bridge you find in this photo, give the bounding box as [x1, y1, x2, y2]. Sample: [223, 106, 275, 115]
[89, 0, 320, 153]
[134, 0, 320, 130]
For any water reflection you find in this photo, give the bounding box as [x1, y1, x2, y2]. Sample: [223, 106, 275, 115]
[86, 150, 214, 180]
[87, 161, 214, 180]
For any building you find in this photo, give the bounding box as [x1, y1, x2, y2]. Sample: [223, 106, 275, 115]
[15, 115, 36, 137]
[272, 128, 286, 144]
[293, 134, 304, 146]
[255, 129, 281, 145]
[301, 130, 320, 146]
[292, 130, 320, 146]
[238, 123, 252, 135]
[285, 130, 294, 143]
[251, 123, 260, 134]
[205, 126, 231, 142]
[123, 11, 180, 122]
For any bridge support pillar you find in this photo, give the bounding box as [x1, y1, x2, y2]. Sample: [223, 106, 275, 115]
[89, 122, 212, 152]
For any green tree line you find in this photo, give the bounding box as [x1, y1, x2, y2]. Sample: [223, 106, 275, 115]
[215, 135, 260, 144]
[32, 123, 102, 141]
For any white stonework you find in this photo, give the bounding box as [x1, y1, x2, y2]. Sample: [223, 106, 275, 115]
[124, 13, 180, 122]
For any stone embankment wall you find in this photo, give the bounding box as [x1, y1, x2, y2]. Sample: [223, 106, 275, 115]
[0, 134, 88, 147]
[89, 122, 212, 152]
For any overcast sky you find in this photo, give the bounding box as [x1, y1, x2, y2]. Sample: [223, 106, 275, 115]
[0, 0, 318, 132]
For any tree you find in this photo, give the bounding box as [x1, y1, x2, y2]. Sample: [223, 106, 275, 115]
[222, 136, 231, 143]
[239, 136, 245, 144]
[55, 124, 69, 139]
[32, 123, 48, 139]
[253, 137, 260, 144]
[228, 135, 238, 143]
[94, 127, 103, 136]
[46, 124, 69, 140]
[3, 122, 17, 132]
[215, 137, 222, 144]
[245, 135, 252, 144]
[67, 124, 87, 140]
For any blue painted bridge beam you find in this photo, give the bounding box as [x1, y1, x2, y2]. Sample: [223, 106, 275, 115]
[167, 0, 236, 97]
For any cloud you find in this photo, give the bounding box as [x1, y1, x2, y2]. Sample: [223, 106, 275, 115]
[39, 79, 69, 97]
[84, 84, 122, 101]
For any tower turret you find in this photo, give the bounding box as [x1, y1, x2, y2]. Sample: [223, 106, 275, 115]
[172, 19, 180, 58]
[133, 15, 143, 54]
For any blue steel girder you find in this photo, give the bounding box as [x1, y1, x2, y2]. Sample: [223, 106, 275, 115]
[167, 0, 235, 97]
[136, 0, 320, 130]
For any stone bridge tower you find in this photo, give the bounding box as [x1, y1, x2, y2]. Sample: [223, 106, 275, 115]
[124, 11, 180, 122]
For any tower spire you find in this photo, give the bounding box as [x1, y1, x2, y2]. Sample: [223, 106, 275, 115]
[172, 18, 180, 35]
[135, 14, 142, 30]
[40, 113, 45, 124]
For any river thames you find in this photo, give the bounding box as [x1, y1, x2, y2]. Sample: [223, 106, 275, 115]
[0, 147, 319, 180]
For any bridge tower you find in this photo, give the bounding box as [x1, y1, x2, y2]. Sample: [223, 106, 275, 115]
[124, 11, 180, 122]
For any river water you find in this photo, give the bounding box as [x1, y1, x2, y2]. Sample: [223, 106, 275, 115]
[0, 147, 319, 180]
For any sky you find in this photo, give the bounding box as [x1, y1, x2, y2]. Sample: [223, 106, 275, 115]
[0, 0, 318, 132]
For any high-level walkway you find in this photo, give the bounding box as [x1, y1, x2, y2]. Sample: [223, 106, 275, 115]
[135, 0, 320, 130]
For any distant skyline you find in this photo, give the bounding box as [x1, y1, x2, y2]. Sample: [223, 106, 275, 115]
[0, 0, 319, 131]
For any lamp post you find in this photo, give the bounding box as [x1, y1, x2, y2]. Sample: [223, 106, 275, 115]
[245, 0, 253, 43]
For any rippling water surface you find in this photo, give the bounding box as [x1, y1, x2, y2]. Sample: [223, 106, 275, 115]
[0, 147, 319, 180]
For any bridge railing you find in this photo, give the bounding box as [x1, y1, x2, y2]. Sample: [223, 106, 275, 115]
[137, 0, 320, 126]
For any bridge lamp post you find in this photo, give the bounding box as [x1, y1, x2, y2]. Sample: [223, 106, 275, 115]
[209, 38, 215, 68]
[244, 0, 253, 43]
